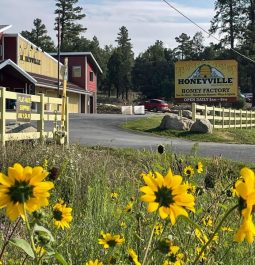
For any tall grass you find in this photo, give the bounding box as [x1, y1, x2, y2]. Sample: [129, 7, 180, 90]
[0, 141, 253, 264]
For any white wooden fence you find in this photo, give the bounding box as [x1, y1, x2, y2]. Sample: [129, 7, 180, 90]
[191, 103, 255, 129]
[0, 87, 69, 146]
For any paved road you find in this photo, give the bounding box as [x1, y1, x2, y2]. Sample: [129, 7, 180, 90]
[69, 113, 255, 164]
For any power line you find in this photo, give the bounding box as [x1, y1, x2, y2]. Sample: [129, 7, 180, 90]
[161, 0, 255, 64]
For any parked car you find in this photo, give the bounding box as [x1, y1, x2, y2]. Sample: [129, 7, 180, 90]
[143, 99, 170, 112]
[243, 93, 253, 102]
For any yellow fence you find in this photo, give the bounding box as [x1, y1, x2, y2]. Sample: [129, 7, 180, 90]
[191, 103, 255, 129]
[0, 87, 69, 146]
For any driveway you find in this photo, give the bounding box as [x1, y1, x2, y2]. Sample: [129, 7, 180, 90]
[69, 113, 255, 164]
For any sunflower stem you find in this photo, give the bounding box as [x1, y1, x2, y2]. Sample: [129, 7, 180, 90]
[192, 204, 238, 265]
[142, 221, 156, 265]
[22, 203, 39, 264]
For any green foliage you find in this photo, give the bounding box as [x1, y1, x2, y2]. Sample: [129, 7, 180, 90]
[9, 238, 35, 258]
[54, 0, 86, 51]
[0, 142, 251, 264]
[20, 18, 55, 52]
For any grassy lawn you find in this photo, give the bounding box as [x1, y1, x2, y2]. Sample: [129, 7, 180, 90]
[122, 115, 255, 144]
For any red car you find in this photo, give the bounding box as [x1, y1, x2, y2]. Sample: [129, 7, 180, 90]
[143, 99, 170, 112]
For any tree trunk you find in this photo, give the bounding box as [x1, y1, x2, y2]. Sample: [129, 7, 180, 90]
[229, 0, 234, 49]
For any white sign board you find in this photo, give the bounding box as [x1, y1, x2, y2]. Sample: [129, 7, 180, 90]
[121, 106, 133, 115]
[133, 105, 145, 115]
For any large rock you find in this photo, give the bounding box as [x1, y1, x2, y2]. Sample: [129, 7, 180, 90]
[182, 110, 192, 119]
[190, 119, 213, 134]
[159, 114, 194, 131]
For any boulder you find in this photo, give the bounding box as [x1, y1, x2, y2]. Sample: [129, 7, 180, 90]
[159, 114, 194, 131]
[182, 110, 192, 119]
[190, 119, 213, 134]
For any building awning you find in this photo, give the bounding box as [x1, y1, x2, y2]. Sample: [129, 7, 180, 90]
[0, 59, 37, 83]
[0, 25, 12, 34]
[29, 72, 92, 95]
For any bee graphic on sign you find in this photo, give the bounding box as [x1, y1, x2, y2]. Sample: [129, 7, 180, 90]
[189, 64, 224, 79]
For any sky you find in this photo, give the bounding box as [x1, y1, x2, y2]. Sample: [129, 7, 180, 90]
[1, 0, 216, 56]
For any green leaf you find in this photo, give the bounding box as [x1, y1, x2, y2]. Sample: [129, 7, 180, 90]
[180, 215, 203, 233]
[9, 238, 35, 258]
[54, 252, 68, 265]
[33, 224, 55, 242]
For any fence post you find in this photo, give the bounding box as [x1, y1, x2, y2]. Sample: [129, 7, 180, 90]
[65, 97, 69, 144]
[192, 103, 196, 121]
[37, 93, 45, 141]
[246, 110, 248, 129]
[222, 108, 225, 129]
[0, 87, 6, 146]
[240, 109, 242, 129]
[229, 108, 231, 128]
[251, 110, 253, 128]
[213, 106, 215, 129]
[234, 109, 236, 129]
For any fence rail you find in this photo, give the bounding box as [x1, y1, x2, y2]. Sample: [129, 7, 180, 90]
[191, 103, 255, 129]
[0, 87, 69, 145]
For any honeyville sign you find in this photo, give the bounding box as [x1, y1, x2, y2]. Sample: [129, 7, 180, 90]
[175, 60, 238, 103]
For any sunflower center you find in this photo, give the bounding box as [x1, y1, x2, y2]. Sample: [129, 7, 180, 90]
[186, 170, 191, 175]
[107, 239, 117, 247]
[53, 209, 63, 221]
[155, 187, 174, 207]
[8, 181, 34, 203]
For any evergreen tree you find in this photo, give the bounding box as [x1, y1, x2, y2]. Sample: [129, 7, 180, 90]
[54, 0, 86, 51]
[191, 32, 205, 59]
[210, 0, 246, 48]
[132, 40, 174, 99]
[107, 26, 134, 100]
[240, 0, 255, 105]
[174, 33, 193, 59]
[21, 18, 55, 52]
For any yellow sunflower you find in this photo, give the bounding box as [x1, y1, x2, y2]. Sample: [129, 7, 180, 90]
[140, 169, 195, 225]
[183, 166, 195, 177]
[85, 259, 103, 265]
[235, 213, 255, 244]
[235, 167, 255, 218]
[0, 163, 54, 221]
[195, 162, 203, 174]
[128, 248, 141, 265]
[158, 239, 180, 255]
[154, 222, 163, 235]
[53, 200, 73, 229]
[98, 231, 125, 249]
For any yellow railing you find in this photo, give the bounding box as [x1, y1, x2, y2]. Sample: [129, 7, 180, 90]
[0, 87, 69, 146]
[191, 103, 255, 129]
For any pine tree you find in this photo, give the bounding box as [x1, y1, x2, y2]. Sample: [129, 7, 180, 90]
[21, 18, 55, 52]
[210, 0, 246, 48]
[54, 0, 86, 51]
[107, 26, 134, 100]
[174, 33, 193, 60]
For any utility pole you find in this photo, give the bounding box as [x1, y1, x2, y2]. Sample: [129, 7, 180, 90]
[57, 12, 61, 98]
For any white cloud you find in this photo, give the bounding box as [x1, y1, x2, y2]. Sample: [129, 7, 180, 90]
[0, 0, 216, 56]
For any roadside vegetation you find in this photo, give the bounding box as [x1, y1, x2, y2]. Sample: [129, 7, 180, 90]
[122, 115, 255, 145]
[0, 141, 255, 264]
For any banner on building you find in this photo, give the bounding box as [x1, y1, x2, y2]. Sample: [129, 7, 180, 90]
[175, 60, 238, 103]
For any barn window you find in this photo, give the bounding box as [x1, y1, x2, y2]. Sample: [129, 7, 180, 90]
[89, 71, 94, 82]
[72, 66, 81, 78]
